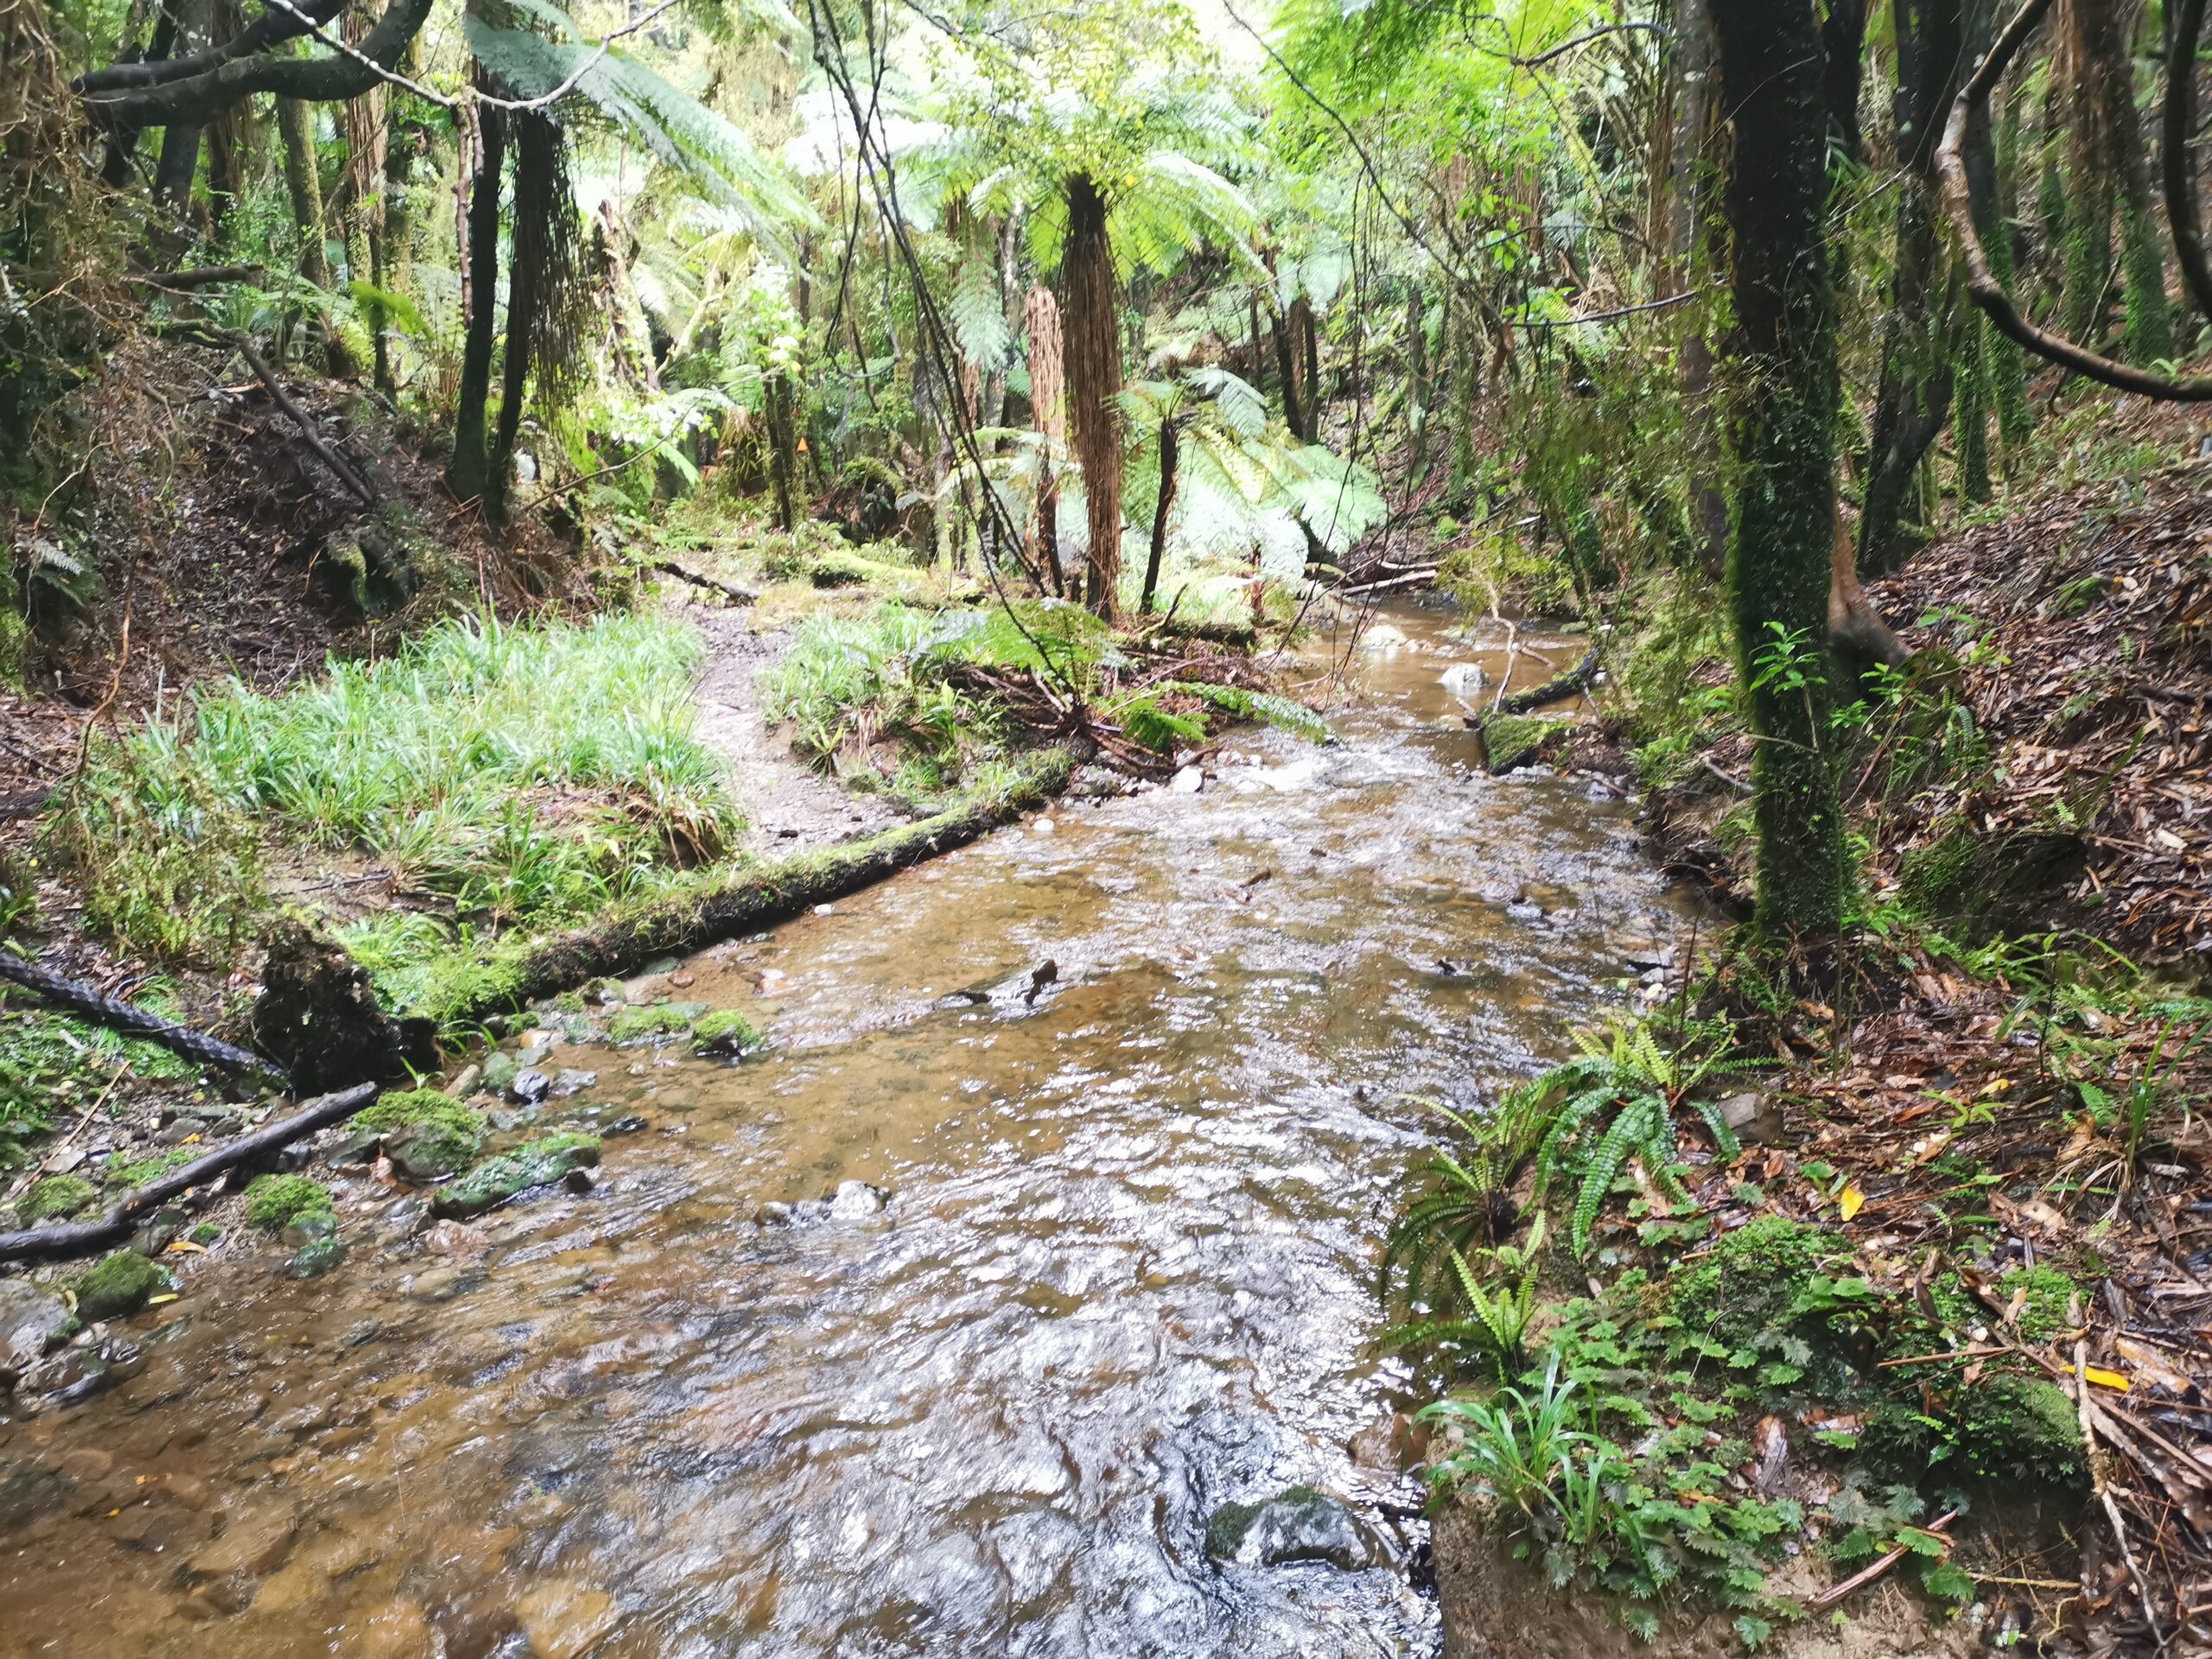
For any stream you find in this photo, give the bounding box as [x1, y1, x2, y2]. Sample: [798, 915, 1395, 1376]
[0, 601, 1677, 1658]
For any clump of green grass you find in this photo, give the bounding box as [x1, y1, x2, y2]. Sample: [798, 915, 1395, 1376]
[103, 1146, 201, 1189]
[55, 613, 741, 963]
[0, 997, 200, 1144]
[244, 1173, 334, 1231]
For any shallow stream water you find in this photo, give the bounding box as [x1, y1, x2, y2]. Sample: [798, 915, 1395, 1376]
[0, 602, 1678, 1658]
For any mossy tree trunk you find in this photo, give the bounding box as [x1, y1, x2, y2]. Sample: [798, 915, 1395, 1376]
[448, 91, 504, 506]
[1713, 0, 1849, 940]
[1026, 283, 1065, 595]
[1861, 0, 1967, 574]
[1141, 411, 1180, 614]
[1062, 172, 1122, 622]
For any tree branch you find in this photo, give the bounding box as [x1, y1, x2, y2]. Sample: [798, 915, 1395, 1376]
[80, 0, 435, 130]
[74, 0, 348, 94]
[1939, 0, 2212, 401]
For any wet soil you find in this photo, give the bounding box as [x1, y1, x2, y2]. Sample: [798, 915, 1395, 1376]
[0, 601, 1682, 1658]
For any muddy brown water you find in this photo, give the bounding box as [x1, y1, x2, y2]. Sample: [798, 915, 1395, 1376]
[0, 603, 1679, 1658]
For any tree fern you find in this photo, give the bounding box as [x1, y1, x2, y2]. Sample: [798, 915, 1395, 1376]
[1163, 682, 1329, 742]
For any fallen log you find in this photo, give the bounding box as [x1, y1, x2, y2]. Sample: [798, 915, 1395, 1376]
[652, 559, 759, 606]
[415, 749, 1075, 1027]
[0, 1083, 377, 1262]
[1495, 645, 1600, 715]
[130, 264, 264, 290]
[0, 952, 289, 1082]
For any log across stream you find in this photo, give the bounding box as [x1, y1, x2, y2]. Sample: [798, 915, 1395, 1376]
[0, 602, 1681, 1657]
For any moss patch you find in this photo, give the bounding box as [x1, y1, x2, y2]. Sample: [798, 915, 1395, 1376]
[16, 1173, 97, 1226]
[104, 1147, 200, 1189]
[1478, 712, 1574, 772]
[76, 1251, 166, 1319]
[429, 1133, 601, 1220]
[244, 1173, 335, 1232]
[690, 1009, 760, 1056]
[607, 1002, 708, 1044]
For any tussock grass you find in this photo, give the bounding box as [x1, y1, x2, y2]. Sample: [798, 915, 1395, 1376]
[56, 613, 740, 961]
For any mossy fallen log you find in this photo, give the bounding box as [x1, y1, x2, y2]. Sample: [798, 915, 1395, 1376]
[404, 748, 1075, 1027]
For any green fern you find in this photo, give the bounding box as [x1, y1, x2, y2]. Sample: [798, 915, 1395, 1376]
[1164, 681, 1329, 742]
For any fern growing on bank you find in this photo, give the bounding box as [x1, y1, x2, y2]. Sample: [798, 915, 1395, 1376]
[1520, 1018, 1765, 1255]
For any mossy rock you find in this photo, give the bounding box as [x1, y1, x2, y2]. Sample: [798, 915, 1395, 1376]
[429, 1133, 601, 1221]
[1478, 712, 1573, 773]
[690, 1010, 760, 1058]
[76, 1251, 166, 1320]
[244, 1173, 335, 1233]
[1668, 1216, 1851, 1352]
[606, 1002, 708, 1046]
[283, 1236, 348, 1280]
[16, 1174, 97, 1226]
[328, 1089, 486, 1177]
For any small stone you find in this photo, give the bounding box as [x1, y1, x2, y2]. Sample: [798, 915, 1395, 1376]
[562, 1168, 595, 1196]
[480, 1052, 519, 1096]
[0, 1280, 74, 1366]
[1170, 765, 1205, 794]
[188, 1506, 297, 1580]
[813, 903, 836, 916]
[1205, 1486, 1385, 1572]
[1504, 902, 1543, 923]
[1713, 1091, 1782, 1146]
[447, 1065, 482, 1098]
[668, 971, 694, 989]
[515, 1042, 550, 1069]
[754, 1201, 793, 1226]
[511, 1069, 552, 1105]
[606, 1116, 649, 1136]
[429, 1135, 601, 1221]
[164, 1473, 213, 1510]
[550, 1069, 597, 1098]
[283, 1236, 348, 1280]
[281, 1210, 339, 1248]
[424, 1220, 489, 1257]
[828, 1180, 886, 1221]
[56, 1446, 113, 1481]
[1031, 817, 1056, 836]
[403, 1267, 470, 1304]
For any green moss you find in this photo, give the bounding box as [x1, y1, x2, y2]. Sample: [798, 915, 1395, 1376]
[104, 1147, 200, 1189]
[244, 1173, 335, 1232]
[429, 1133, 601, 1220]
[1478, 712, 1573, 773]
[16, 1173, 97, 1225]
[607, 1002, 706, 1045]
[550, 991, 587, 1014]
[1897, 823, 2086, 938]
[1959, 1376, 2084, 1485]
[354, 1089, 486, 1141]
[691, 1009, 760, 1056]
[1669, 1217, 1849, 1352]
[76, 1251, 165, 1319]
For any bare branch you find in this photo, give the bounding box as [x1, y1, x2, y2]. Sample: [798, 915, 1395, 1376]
[1939, 0, 2212, 401]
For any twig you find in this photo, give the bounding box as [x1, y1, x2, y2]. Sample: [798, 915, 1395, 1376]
[2077, 1338, 2166, 1643]
[1702, 755, 1753, 794]
[1807, 1510, 1958, 1611]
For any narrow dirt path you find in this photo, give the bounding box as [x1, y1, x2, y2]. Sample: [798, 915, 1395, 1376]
[683, 603, 905, 855]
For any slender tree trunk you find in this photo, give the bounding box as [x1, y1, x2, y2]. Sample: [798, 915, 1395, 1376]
[1713, 0, 1849, 940]
[1141, 415, 1179, 614]
[766, 373, 798, 532]
[1271, 308, 1307, 440]
[276, 97, 329, 288]
[370, 86, 414, 397]
[1027, 284, 1065, 596]
[1062, 173, 1123, 622]
[486, 111, 557, 525]
[448, 93, 504, 505]
[1407, 287, 1431, 480]
[1667, 0, 1728, 577]
[1296, 296, 1320, 431]
[1449, 296, 1479, 496]
[1821, 0, 1868, 166]
[101, 1, 176, 186]
[1861, 0, 1967, 573]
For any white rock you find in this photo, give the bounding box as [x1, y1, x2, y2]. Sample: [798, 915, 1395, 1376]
[813, 903, 836, 916]
[830, 1179, 887, 1220]
[1032, 817, 1056, 835]
[1170, 766, 1205, 794]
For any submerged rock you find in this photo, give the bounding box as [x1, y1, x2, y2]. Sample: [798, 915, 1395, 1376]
[430, 1135, 602, 1221]
[0, 1281, 74, 1370]
[283, 1236, 348, 1280]
[829, 1180, 887, 1221]
[1205, 1486, 1385, 1572]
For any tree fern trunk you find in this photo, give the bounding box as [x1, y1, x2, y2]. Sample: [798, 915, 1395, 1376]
[1141, 415, 1179, 615]
[1062, 173, 1122, 623]
[1026, 283, 1065, 595]
[448, 92, 504, 506]
[1713, 0, 1849, 941]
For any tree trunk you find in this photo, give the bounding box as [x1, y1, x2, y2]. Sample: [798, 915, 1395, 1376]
[766, 372, 798, 532]
[1249, 294, 1266, 392]
[1713, 0, 1849, 940]
[1062, 173, 1123, 622]
[101, 1, 177, 186]
[1141, 415, 1179, 614]
[1449, 296, 1479, 496]
[1407, 287, 1431, 480]
[151, 0, 213, 207]
[1821, 0, 1868, 166]
[1297, 296, 1320, 429]
[369, 85, 414, 396]
[486, 111, 556, 525]
[1026, 284, 1065, 594]
[1666, 0, 1729, 577]
[275, 95, 329, 288]
[1271, 308, 1307, 440]
[1860, 0, 1968, 574]
[448, 93, 504, 506]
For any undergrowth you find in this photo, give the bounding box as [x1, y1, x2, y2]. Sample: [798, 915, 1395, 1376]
[50, 612, 740, 963]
